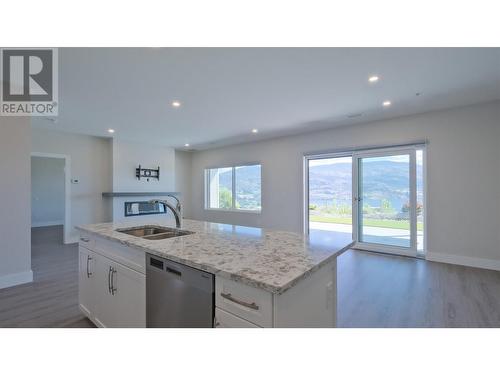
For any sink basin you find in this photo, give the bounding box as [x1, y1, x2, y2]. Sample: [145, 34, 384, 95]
[116, 225, 194, 240]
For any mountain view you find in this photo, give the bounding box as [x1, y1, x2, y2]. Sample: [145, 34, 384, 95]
[308, 157, 424, 233]
[309, 160, 423, 211]
[213, 159, 423, 223]
[217, 165, 262, 210]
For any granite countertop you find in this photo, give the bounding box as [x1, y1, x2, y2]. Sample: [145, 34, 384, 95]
[76, 218, 353, 294]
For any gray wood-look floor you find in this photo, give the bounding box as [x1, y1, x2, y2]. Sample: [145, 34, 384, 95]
[0, 226, 94, 328]
[338, 250, 500, 327]
[1, 226, 499, 328]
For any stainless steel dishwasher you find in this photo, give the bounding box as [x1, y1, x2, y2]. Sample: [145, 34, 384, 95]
[146, 253, 214, 328]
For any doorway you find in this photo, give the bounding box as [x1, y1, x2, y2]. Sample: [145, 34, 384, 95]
[305, 145, 425, 257]
[31, 153, 71, 244]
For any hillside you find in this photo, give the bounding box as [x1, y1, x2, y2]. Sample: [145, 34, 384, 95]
[309, 160, 423, 211]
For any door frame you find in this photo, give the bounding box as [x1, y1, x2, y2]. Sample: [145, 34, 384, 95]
[303, 144, 426, 258]
[31, 152, 72, 244]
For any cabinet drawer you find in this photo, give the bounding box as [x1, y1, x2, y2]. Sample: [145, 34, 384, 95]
[94, 236, 146, 274]
[79, 234, 95, 249]
[215, 308, 259, 328]
[215, 277, 273, 327]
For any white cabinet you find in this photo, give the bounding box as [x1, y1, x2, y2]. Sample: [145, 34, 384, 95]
[78, 238, 145, 328]
[215, 277, 273, 327]
[94, 254, 145, 328]
[215, 260, 337, 328]
[78, 246, 96, 317]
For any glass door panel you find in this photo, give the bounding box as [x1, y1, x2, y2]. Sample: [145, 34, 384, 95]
[307, 156, 353, 236]
[357, 153, 412, 249]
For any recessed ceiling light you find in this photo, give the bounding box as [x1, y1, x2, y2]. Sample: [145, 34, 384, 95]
[171, 100, 181, 108]
[108, 129, 115, 133]
[184, 143, 190, 147]
[252, 129, 258, 133]
[368, 75, 379, 83]
[383, 101, 392, 107]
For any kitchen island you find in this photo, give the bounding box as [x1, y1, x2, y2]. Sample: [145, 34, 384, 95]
[77, 218, 353, 328]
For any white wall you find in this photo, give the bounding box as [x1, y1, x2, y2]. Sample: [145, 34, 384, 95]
[32, 128, 113, 242]
[112, 139, 175, 192]
[110, 139, 176, 221]
[175, 150, 193, 219]
[31, 157, 65, 227]
[189, 101, 500, 268]
[0, 116, 32, 288]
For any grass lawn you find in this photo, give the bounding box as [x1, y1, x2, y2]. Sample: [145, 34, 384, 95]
[310, 215, 423, 231]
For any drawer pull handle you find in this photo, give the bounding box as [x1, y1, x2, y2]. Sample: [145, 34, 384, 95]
[220, 292, 259, 310]
[80, 237, 90, 243]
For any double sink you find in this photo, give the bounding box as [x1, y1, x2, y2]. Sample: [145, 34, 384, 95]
[117, 225, 194, 240]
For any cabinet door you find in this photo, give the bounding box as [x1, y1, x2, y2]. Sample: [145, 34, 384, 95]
[78, 246, 96, 318]
[94, 254, 146, 328]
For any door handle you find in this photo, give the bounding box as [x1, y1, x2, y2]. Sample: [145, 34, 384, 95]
[111, 268, 117, 295]
[86, 255, 93, 278]
[108, 266, 113, 294]
[80, 237, 90, 243]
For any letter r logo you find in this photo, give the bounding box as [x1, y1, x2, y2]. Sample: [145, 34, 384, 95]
[2, 49, 53, 102]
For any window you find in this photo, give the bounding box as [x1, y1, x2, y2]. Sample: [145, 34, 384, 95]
[206, 164, 261, 211]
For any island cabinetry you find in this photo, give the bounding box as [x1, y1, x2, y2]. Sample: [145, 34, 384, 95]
[78, 234, 146, 328]
[215, 277, 273, 327]
[214, 261, 337, 328]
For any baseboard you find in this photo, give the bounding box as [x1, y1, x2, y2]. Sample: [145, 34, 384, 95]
[31, 220, 64, 228]
[426, 252, 500, 272]
[0, 270, 33, 289]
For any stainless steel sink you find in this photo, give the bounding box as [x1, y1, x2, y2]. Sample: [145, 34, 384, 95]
[116, 225, 194, 240]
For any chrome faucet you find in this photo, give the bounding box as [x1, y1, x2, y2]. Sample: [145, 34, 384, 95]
[149, 196, 182, 228]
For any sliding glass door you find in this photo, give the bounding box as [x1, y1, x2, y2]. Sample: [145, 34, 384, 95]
[354, 150, 417, 256]
[306, 146, 425, 257]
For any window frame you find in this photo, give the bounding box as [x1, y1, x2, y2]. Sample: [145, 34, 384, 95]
[204, 162, 262, 213]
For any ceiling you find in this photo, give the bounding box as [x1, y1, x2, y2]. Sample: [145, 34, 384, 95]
[33, 48, 500, 150]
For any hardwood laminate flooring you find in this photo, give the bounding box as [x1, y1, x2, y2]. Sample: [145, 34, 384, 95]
[0, 226, 94, 328]
[338, 250, 500, 327]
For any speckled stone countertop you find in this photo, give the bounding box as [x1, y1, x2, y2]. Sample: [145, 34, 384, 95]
[76, 218, 353, 294]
